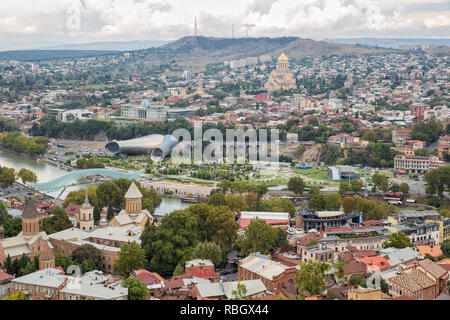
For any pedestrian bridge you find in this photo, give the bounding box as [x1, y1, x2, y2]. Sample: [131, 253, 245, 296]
[31, 169, 144, 193]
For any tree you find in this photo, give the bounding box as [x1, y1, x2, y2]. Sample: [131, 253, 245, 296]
[54, 252, 75, 272]
[173, 263, 185, 276]
[236, 219, 278, 256]
[441, 241, 450, 258]
[323, 193, 342, 211]
[391, 183, 400, 193]
[383, 232, 414, 249]
[400, 183, 410, 195]
[144, 210, 198, 277]
[254, 184, 269, 200]
[334, 261, 345, 285]
[96, 181, 122, 208]
[71, 244, 102, 270]
[208, 193, 226, 207]
[42, 207, 72, 235]
[342, 196, 355, 215]
[4, 255, 13, 275]
[2, 291, 27, 300]
[231, 281, 249, 300]
[244, 193, 259, 211]
[423, 167, 450, 198]
[17, 168, 37, 184]
[339, 182, 351, 195]
[411, 120, 443, 144]
[353, 196, 387, 221]
[350, 180, 364, 194]
[380, 278, 389, 294]
[372, 173, 389, 193]
[349, 276, 367, 288]
[288, 177, 305, 196]
[122, 276, 150, 300]
[308, 192, 325, 210]
[188, 204, 239, 252]
[0, 165, 16, 189]
[414, 148, 430, 156]
[224, 194, 247, 212]
[295, 260, 331, 299]
[0, 204, 22, 237]
[193, 241, 222, 267]
[115, 241, 147, 278]
[20, 260, 37, 276]
[261, 197, 296, 217]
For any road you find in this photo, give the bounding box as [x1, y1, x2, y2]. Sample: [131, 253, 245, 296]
[390, 176, 426, 196]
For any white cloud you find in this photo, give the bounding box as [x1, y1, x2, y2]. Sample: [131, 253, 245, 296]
[0, 0, 448, 42]
[424, 14, 450, 28]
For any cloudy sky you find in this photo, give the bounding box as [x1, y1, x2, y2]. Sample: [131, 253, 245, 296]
[0, 0, 449, 48]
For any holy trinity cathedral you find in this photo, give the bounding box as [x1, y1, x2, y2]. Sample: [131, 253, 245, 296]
[264, 52, 297, 92]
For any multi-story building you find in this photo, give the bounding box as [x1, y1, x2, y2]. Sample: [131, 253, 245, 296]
[299, 244, 334, 263]
[120, 104, 171, 121]
[0, 270, 13, 298]
[392, 129, 412, 145]
[394, 155, 441, 173]
[11, 269, 127, 300]
[396, 211, 442, 224]
[388, 260, 448, 300]
[11, 268, 67, 300]
[444, 218, 450, 243]
[327, 166, 360, 181]
[437, 136, 450, 160]
[238, 253, 297, 294]
[403, 222, 440, 246]
[318, 227, 391, 253]
[295, 210, 360, 232]
[166, 107, 199, 120]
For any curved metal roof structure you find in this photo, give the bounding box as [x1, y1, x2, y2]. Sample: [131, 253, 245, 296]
[105, 134, 179, 161]
[31, 169, 143, 192]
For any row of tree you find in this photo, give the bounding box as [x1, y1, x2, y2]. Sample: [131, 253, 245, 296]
[0, 131, 49, 156]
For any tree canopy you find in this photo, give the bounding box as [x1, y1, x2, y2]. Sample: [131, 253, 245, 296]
[295, 260, 331, 299]
[383, 232, 414, 249]
[115, 241, 147, 278]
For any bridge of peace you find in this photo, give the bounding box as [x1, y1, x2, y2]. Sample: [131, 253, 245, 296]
[31, 168, 144, 198]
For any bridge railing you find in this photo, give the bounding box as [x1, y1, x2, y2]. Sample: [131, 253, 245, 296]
[31, 169, 144, 192]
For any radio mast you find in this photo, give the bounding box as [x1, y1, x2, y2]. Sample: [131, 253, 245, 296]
[194, 16, 198, 36]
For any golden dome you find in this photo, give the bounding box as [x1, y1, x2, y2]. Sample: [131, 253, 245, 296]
[278, 52, 288, 62]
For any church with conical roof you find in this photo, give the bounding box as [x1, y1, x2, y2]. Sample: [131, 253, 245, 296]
[79, 189, 94, 231]
[0, 199, 55, 270]
[264, 52, 297, 92]
[109, 182, 154, 228]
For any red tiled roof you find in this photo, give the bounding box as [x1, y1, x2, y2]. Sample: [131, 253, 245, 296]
[343, 262, 367, 275]
[133, 269, 164, 285]
[0, 271, 13, 282]
[416, 245, 443, 258]
[357, 256, 390, 271]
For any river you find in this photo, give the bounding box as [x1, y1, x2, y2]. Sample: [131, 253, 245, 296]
[0, 150, 190, 215]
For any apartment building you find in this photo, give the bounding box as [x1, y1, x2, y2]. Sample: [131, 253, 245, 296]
[394, 155, 441, 173]
[392, 129, 412, 145]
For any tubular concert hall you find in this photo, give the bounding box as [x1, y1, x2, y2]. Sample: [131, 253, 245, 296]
[105, 134, 179, 161]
